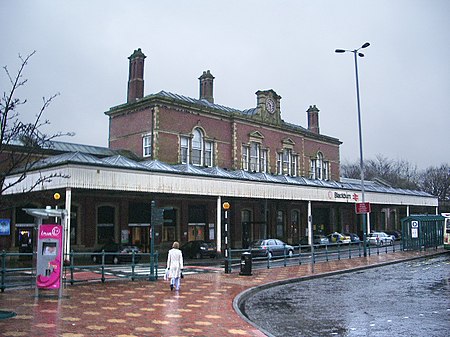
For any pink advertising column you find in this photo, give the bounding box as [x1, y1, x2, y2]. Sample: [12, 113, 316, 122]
[36, 224, 63, 291]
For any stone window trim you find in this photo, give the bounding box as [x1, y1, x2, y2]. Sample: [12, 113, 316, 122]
[180, 127, 214, 167]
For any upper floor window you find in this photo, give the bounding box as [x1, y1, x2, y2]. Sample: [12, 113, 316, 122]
[180, 128, 214, 167]
[277, 148, 298, 176]
[181, 136, 189, 164]
[310, 152, 329, 180]
[242, 142, 268, 172]
[192, 129, 203, 165]
[143, 135, 152, 158]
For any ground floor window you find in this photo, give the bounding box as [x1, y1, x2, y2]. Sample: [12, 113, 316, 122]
[70, 205, 78, 245]
[163, 208, 177, 242]
[97, 224, 114, 244]
[97, 205, 115, 244]
[241, 209, 252, 248]
[289, 210, 300, 244]
[188, 225, 205, 241]
[276, 210, 285, 238]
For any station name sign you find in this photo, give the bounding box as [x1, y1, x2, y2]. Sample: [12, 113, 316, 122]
[328, 191, 360, 202]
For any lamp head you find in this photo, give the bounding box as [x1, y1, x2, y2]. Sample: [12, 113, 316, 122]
[335, 49, 346, 53]
[361, 42, 370, 48]
[358, 52, 365, 57]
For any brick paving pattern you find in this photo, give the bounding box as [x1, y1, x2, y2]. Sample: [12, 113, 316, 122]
[0, 249, 446, 337]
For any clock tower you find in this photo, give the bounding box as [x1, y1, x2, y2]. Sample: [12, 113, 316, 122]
[255, 89, 282, 124]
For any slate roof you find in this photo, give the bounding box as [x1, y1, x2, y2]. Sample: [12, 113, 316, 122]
[156, 90, 241, 114]
[22, 151, 434, 198]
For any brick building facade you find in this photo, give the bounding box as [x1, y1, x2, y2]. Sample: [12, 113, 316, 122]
[106, 49, 341, 181]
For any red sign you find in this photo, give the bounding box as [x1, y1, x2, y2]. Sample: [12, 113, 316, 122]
[355, 202, 371, 214]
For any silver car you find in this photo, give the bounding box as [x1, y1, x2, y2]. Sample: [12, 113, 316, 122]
[366, 232, 393, 246]
[250, 239, 294, 258]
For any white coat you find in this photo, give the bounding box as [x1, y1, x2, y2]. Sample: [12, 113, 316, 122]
[167, 248, 183, 278]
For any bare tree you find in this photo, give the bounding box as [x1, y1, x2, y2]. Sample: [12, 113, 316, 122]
[341, 154, 420, 190]
[420, 164, 450, 201]
[340, 160, 361, 179]
[1, 51, 71, 208]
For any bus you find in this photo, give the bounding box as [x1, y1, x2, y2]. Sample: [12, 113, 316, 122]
[443, 213, 450, 250]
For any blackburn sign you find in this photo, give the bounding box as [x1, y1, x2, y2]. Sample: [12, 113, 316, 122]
[328, 191, 360, 202]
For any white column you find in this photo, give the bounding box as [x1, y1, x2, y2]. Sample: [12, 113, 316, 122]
[366, 214, 371, 233]
[216, 196, 222, 254]
[64, 188, 72, 260]
[308, 201, 313, 245]
[407, 205, 410, 217]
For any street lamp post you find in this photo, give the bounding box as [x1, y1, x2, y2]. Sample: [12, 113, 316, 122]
[335, 42, 370, 257]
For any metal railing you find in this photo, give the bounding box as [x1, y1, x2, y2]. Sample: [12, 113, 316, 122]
[225, 240, 405, 273]
[0, 251, 35, 292]
[1, 250, 159, 292]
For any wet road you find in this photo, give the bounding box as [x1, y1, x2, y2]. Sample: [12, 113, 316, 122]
[243, 254, 450, 337]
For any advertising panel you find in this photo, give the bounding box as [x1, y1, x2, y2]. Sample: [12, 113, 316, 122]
[36, 224, 63, 289]
[0, 219, 10, 235]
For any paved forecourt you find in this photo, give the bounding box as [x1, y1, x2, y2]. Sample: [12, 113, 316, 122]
[0, 249, 446, 337]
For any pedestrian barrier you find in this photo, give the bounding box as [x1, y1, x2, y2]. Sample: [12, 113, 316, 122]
[1, 250, 159, 292]
[225, 240, 410, 273]
[0, 251, 35, 292]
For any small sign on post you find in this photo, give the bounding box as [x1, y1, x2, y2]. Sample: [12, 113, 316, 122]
[411, 220, 419, 238]
[355, 202, 371, 214]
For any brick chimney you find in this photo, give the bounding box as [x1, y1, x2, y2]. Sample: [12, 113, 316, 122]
[199, 70, 214, 103]
[307, 105, 320, 134]
[127, 48, 146, 103]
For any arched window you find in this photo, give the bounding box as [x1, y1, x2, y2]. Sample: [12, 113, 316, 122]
[316, 152, 323, 180]
[192, 129, 203, 166]
[180, 128, 214, 167]
[310, 152, 329, 180]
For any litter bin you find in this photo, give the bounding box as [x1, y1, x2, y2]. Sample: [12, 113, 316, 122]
[239, 252, 252, 276]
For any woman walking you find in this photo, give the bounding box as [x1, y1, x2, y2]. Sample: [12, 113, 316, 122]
[166, 241, 184, 291]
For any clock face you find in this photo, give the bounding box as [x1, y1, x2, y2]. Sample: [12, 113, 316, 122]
[266, 98, 275, 113]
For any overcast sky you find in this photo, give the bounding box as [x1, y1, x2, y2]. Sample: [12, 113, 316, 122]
[2, 0, 449, 169]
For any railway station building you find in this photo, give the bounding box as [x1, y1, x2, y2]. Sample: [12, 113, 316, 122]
[0, 49, 438, 254]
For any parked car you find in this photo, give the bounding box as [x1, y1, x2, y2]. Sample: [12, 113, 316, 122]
[299, 235, 329, 245]
[343, 233, 361, 243]
[366, 232, 394, 246]
[91, 243, 141, 264]
[327, 232, 351, 244]
[250, 239, 294, 258]
[180, 240, 217, 259]
[385, 230, 402, 240]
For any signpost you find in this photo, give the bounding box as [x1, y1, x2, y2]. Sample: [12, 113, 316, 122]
[355, 202, 371, 257]
[355, 202, 371, 214]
